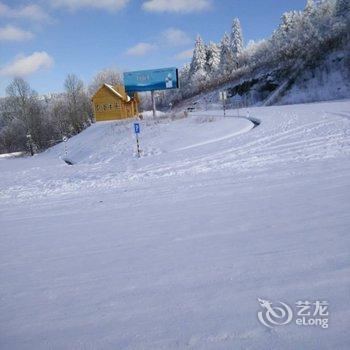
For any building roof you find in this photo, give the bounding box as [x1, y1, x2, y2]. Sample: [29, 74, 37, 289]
[92, 83, 137, 105]
[104, 84, 129, 101]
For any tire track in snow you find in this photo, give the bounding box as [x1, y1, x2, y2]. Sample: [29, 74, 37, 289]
[154, 120, 339, 173]
[138, 118, 349, 178]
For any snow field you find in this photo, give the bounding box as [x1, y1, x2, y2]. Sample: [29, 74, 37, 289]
[0, 100, 350, 349]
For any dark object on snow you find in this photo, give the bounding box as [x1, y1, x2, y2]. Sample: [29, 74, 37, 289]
[63, 157, 74, 165]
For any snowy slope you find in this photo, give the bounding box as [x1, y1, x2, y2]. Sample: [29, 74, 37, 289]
[176, 50, 350, 112]
[278, 50, 350, 105]
[0, 115, 253, 200]
[0, 101, 350, 349]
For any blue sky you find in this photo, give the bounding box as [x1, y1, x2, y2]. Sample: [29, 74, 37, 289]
[0, 0, 307, 96]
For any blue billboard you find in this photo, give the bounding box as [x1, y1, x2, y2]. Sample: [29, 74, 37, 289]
[124, 67, 179, 92]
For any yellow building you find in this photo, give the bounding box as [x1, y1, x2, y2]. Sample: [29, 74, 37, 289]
[92, 84, 139, 122]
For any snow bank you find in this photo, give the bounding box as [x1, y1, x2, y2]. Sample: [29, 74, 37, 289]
[0, 151, 25, 159]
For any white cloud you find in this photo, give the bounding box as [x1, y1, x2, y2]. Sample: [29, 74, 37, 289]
[161, 28, 191, 46]
[142, 0, 211, 13]
[0, 25, 34, 41]
[0, 52, 54, 77]
[126, 42, 156, 56]
[174, 49, 193, 60]
[0, 2, 50, 22]
[51, 0, 129, 11]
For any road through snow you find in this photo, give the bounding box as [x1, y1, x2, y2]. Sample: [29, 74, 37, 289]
[0, 101, 350, 349]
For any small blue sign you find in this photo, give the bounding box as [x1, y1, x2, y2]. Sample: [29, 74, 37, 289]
[134, 123, 140, 134]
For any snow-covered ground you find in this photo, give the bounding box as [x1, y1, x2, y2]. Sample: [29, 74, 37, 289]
[0, 152, 25, 159]
[1, 100, 350, 349]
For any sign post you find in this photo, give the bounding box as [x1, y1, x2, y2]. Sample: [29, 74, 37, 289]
[134, 123, 141, 158]
[151, 91, 156, 117]
[62, 136, 68, 157]
[233, 94, 242, 117]
[219, 91, 228, 117]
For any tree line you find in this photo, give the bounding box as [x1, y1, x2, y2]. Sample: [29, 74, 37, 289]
[0, 69, 123, 154]
[167, 0, 350, 104]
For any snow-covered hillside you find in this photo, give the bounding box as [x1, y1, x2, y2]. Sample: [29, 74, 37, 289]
[1, 100, 350, 349]
[278, 50, 350, 105]
[174, 49, 350, 113]
[176, 0, 350, 111]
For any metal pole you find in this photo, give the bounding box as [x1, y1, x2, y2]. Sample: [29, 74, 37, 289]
[136, 134, 141, 158]
[62, 136, 68, 157]
[151, 91, 156, 117]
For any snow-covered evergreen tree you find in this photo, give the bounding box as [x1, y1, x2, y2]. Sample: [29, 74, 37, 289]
[332, 0, 350, 45]
[189, 35, 208, 88]
[304, 0, 315, 15]
[179, 63, 191, 93]
[230, 18, 244, 68]
[189, 35, 207, 75]
[180, 63, 190, 81]
[219, 33, 234, 77]
[271, 11, 300, 60]
[206, 41, 221, 76]
[279, 11, 298, 38]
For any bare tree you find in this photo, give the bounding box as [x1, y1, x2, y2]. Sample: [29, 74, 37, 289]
[88, 68, 123, 96]
[0, 76, 94, 154]
[64, 74, 92, 132]
[65, 74, 85, 106]
[2, 78, 48, 151]
[5, 78, 36, 124]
